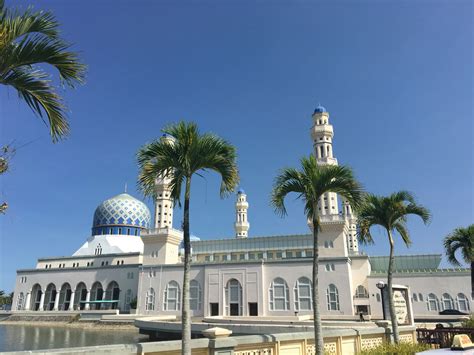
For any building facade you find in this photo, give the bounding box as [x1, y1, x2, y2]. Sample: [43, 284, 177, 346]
[12, 105, 471, 320]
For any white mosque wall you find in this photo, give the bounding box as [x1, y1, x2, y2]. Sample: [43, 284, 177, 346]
[367, 271, 471, 318]
[73, 235, 144, 256]
[13, 265, 140, 312]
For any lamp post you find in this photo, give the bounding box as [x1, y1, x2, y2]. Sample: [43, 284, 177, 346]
[376, 281, 386, 320]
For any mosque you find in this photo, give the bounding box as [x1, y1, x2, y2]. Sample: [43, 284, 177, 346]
[11, 106, 471, 321]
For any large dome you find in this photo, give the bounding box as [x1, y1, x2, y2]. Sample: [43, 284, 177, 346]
[91, 193, 151, 236]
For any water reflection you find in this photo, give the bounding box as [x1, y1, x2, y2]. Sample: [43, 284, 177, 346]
[0, 324, 146, 352]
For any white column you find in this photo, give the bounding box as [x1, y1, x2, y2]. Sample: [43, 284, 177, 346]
[84, 290, 91, 310]
[38, 292, 45, 311]
[24, 292, 31, 311]
[53, 292, 60, 311]
[69, 291, 75, 311]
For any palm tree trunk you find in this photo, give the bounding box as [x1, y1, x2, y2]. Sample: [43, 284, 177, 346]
[181, 177, 191, 355]
[386, 229, 400, 344]
[312, 215, 324, 355]
[471, 261, 474, 300]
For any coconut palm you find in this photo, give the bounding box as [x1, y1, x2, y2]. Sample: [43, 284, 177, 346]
[271, 155, 363, 355]
[443, 225, 474, 298]
[0, 0, 86, 142]
[357, 191, 430, 344]
[137, 121, 239, 355]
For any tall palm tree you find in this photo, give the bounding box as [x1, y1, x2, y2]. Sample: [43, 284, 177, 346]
[137, 122, 239, 355]
[443, 225, 474, 299]
[271, 155, 363, 355]
[0, 0, 86, 142]
[357, 191, 430, 344]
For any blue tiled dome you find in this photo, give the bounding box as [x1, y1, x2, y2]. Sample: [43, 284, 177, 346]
[314, 104, 327, 114]
[237, 188, 245, 194]
[92, 193, 151, 236]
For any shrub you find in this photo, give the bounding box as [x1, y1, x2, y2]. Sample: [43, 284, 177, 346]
[461, 315, 474, 328]
[359, 342, 430, 355]
[129, 297, 138, 309]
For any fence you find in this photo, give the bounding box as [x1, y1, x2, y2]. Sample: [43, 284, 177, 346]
[416, 327, 474, 348]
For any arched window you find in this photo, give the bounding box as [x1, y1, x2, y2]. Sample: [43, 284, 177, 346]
[164, 281, 180, 311]
[419, 293, 423, 302]
[457, 293, 470, 312]
[413, 293, 418, 302]
[427, 293, 439, 311]
[95, 244, 102, 256]
[225, 279, 242, 316]
[442, 293, 454, 310]
[190, 280, 202, 311]
[44, 283, 57, 311]
[376, 293, 381, 302]
[294, 277, 312, 311]
[16, 292, 25, 310]
[326, 284, 340, 311]
[90, 282, 103, 310]
[58, 283, 72, 311]
[145, 288, 155, 311]
[269, 278, 289, 311]
[105, 281, 120, 309]
[125, 289, 133, 311]
[355, 285, 368, 298]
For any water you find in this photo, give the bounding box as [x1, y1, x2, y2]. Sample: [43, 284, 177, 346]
[0, 323, 147, 352]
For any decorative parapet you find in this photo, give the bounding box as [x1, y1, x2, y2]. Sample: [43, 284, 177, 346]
[11, 326, 417, 354]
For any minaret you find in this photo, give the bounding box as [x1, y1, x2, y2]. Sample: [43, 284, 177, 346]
[154, 134, 175, 229]
[310, 104, 339, 215]
[234, 189, 249, 238]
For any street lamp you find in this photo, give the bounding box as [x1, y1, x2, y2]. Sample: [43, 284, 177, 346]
[376, 281, 386, 320]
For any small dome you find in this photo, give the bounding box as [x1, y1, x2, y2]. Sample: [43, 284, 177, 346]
[237, 188, 245, 194]
[92, 193, 151, 235]
[314, 104, 327, 114]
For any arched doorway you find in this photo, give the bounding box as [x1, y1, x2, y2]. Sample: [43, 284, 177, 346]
[90, 282, 103, 310]
[31, 284, 42, 311]
[44, 283, 57, 311]
[225, 279, 242, 316]
[74, 282, 87, 310]
[105, 281, 120, 310]
[58, 283, 72, 311]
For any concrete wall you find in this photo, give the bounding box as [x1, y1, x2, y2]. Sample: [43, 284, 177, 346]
[0, 327, 417, 355]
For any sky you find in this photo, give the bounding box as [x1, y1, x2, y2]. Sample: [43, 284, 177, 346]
[1, 0, 472, 292]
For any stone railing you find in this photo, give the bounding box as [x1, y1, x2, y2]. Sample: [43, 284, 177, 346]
[4, 326, 417, 355]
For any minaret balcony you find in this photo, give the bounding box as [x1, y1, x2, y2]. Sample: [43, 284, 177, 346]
[316, 157, 338, 166]
[311, 125, 333, 137]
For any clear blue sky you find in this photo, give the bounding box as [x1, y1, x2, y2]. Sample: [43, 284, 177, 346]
[1, 0, 472, 292]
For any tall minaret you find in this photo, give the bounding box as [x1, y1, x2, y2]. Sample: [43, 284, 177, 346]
[310, 104, 339, 215]
[154, 134, 175, 229]
[234, 188, 249, 239]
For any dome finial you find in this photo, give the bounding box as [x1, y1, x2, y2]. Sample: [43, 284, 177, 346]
[124, 182, 127, 193]
[314, 103, 327, 114]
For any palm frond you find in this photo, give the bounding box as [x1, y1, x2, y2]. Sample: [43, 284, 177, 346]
[2, 35, 85, 86]
[1, 67, 68, 141]
[137, 121, 239, 211]
[393, 220, 412, 247]
[443, 225, 474, 265]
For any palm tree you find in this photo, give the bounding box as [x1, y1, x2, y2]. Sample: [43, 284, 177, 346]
[357, 191, 430, 344]
[137, 122, 239, 355]
[443, 225, 474, 299]
[271, 155, 363, 355]
[0, 0, 86, 142]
